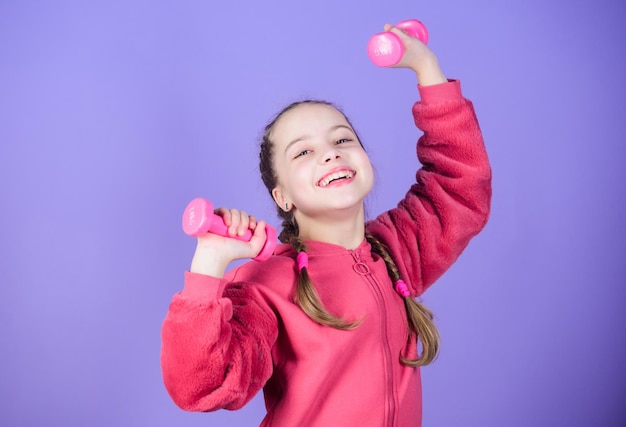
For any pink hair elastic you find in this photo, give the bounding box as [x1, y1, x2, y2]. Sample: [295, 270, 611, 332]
[297, 252, 309, 272]
[395, 280, 410, 297]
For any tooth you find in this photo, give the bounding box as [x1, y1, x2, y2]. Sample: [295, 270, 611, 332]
[318, 170, 354, 187]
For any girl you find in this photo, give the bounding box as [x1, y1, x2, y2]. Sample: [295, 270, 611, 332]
[161, 23, 491, 427]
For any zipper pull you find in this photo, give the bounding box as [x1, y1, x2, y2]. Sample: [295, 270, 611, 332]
[351, 250, 370, 275]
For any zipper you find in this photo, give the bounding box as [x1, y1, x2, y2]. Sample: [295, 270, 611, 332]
[351, 250, 396, 427]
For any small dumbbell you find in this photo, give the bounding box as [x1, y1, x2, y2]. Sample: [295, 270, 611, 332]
[367, 19, 429, 67]
[182, 198, 277, 262]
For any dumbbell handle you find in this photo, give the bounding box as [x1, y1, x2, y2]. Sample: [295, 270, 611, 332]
[367, 19, 429, 67]
[182, 198, 277, 262]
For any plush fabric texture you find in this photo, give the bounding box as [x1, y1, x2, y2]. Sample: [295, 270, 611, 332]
[161, 79, 492, 427]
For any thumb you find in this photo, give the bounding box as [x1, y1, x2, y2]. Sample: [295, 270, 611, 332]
[249, 220, 268, 253]
[385, 24, 413, 44]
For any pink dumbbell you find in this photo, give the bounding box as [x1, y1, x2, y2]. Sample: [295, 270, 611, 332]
[367, 19, 429, 67]
[182, 197, 277, 262]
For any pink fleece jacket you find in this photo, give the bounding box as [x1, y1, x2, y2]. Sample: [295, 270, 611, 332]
[161, 80, 492, 427]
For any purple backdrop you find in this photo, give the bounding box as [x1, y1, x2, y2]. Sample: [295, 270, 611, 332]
[1, 0, 624, 426]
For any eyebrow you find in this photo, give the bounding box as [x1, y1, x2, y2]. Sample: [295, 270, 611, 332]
[284, 124, 354, 155]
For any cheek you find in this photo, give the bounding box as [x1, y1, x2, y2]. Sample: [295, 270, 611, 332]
[274, 160, 295, 187]
[281, 163, 312, 193]
[364, 164, 375, 190]
[359, 156, 375, 183]
[295, 166, 315, 190]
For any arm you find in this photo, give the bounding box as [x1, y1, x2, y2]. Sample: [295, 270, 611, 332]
[161, 271, 278, 411]
[367, 25, 492, 295]
[161, 208, 278, 411]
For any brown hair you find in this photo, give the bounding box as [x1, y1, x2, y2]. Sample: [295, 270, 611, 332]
[259, 100, 440, 366]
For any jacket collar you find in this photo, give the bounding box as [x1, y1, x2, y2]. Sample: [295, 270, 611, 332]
[274, 238, 374, 261]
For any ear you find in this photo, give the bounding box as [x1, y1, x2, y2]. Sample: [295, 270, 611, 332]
[272, 186, 288, 211]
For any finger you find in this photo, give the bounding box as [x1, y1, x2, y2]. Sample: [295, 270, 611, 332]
[228, 208, 242, 236]
[215, 207, 232, 227]
[237, 211, 250, 236]
[248, 215, 258, 231]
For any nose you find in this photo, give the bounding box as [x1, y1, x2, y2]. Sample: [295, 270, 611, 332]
[321, 149, 341, 164]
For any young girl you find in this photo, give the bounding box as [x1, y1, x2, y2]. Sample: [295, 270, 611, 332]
[161, 24, 491, 427]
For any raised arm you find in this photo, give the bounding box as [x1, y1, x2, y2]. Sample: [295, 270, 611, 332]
[366, 24, 492, 295]
[368, 80, 491, 295]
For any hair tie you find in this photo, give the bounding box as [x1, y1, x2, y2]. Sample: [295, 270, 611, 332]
[395, 280, 410, 298]
[297, 251, 309, 272]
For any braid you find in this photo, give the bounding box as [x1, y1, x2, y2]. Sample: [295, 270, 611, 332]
[282, 227, 360, 330]
[366, 234, 441, 366]
[278, 214, 298, 244]
[365, 234, 402, 282]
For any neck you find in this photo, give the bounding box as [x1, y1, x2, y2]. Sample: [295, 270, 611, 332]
[294, 206, 366, 250]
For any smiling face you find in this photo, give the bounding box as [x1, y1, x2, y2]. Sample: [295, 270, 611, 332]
[268, 102, 374, 226]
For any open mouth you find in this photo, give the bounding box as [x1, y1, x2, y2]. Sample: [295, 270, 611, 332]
[317, 169, 356, 187]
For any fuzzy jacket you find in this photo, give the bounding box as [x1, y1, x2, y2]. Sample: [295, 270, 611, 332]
[161, 79, 492, 427]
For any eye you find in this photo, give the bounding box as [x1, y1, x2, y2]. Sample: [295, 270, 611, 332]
[336, 138, 351, 145]
[294, 149, 311, 159]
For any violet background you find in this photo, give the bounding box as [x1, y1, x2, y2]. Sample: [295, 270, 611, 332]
[1, 0, 625, 426]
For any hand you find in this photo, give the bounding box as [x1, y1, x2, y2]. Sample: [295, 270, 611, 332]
[383, 23, 447, 86]
[190, 207, 268, 277]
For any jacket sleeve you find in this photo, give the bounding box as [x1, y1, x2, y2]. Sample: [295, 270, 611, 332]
[366, 79, 492, 296]
[160, 271, 278, 411]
